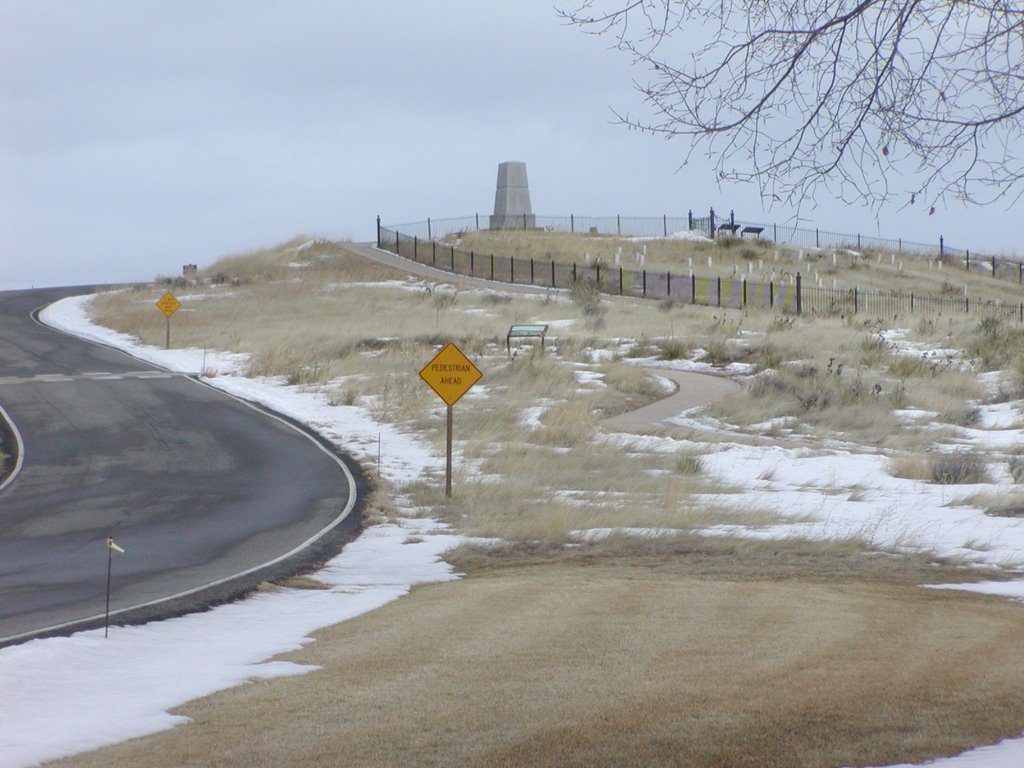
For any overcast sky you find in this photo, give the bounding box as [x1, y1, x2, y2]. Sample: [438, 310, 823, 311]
[2, 1, 1021, 290]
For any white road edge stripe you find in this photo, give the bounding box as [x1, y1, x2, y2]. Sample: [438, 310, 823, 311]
[1, 297, 361, 645]
[0, 403, 26, 496]
[0, 357, 359, 645]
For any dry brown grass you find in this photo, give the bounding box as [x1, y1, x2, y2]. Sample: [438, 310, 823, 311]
[889, 453, 933, 481]
[57, 237, 1024, 768]
[51, 557, 1024, 768]
[449, 229, 1024, 305]
[85, 239, 1016, 545]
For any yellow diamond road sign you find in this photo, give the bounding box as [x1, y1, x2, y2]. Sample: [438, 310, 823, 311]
[419, 342, 482, 407]
[156, 291, 181, 318]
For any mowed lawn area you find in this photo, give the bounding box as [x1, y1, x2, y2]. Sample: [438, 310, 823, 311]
[50, 555, 1024, 768]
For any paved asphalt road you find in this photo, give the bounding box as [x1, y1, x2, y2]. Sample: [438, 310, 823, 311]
[0, 286, 362, 646]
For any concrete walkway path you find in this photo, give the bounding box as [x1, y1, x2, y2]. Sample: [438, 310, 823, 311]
[342, 242, 740, 432]
[603, 368, 739, 433]
[341, 242, 555, 295]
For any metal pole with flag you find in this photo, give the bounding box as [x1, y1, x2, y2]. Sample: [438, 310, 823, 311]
[105, 537, 125, 638]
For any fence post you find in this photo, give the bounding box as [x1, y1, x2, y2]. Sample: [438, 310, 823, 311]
[774, 222, 777, 242]
[491, 253, 494, 281]
[551, 260, 555, 288]
[770, 281, 774, 308]
[511, 256, 515, 283]
[940, 235, 944, 258]
[471, 250, 475, 275]
[530, 258, 534, 285]
[476, 213, 480, 230]
[691, 273, 696, 304]
[663, 214, 668, 237]
[730, 210, 735, 228]
[432, 240, 436, 266]
[710, 208, 716, 237]
[742, 278, 747, 307]
[619, 266, 623, 295]
[899, 238, 903, 255]
[376, 215, 381, 247]
[427, 218, 432, 240]
[617, 214, 621, 236]
[796, 272, 802, 315]
[571, 214, 575, 233]
[966, 251, 970, 271]
[523, 213, 527, 230]
[573, 262, 577, 283]
[992, 255, 996, 278]
[395, 230, 399, 255]
[857, 233, 861, 249]
[688, 209, 693, 230]
[414, 236, 418, 261]
[643, 269, 647, 297]
[1019, 262, 1022, 284]
[815, 228, 820, 248]
[450, 246, 455, 271]
[667, 271, 671, 297]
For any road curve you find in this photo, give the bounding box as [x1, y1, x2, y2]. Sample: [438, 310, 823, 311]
[0, 287, 365, 646]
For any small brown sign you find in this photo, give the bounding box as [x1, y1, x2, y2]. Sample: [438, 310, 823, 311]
[419, 343, 482, 407]
[156, 292, 181, 318]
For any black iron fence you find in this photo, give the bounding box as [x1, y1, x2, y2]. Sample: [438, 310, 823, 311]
[377, 215, 1024, 323]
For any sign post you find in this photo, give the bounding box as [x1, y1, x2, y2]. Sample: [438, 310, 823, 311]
[418, 342, 482, 497]
[155, 291, 181, 349]
[104, 537, 125, 638]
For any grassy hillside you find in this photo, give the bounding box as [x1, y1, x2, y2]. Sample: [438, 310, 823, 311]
[68, 234, 1024, 768]
[446, 228, 1024, 303]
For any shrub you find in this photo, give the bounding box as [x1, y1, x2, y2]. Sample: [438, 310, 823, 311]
[674, 453, 704, 476]
[1013, 356, 1024, 399]
[751, 343, 783, 372]
[658, 339, 691, 361]
[571, 277, 602, 311]
[703, 338, 739, 365]
[928, 451, 991, 485]
[1009, 454, 1024, 484]
[533, 399, 596, 447]
[888, 355, 928, 379]
[939, 404, 981, 427]
[967, 317, 1024, 371]
[858, 335, 889, 367]
[889, 454, 931, 481]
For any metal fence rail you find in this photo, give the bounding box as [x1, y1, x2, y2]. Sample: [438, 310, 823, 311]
[377, 216, 1024, 323]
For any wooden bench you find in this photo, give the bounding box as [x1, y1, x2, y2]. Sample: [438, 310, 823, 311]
[507, 324, 548, 354]
[717, 223, 741, 235]
[741, 226, 765, 238]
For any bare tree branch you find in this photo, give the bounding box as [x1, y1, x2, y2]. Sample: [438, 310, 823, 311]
[559, 0, 1024, 210]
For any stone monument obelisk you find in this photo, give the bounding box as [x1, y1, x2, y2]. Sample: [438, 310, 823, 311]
[489, 161, 535, 230]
